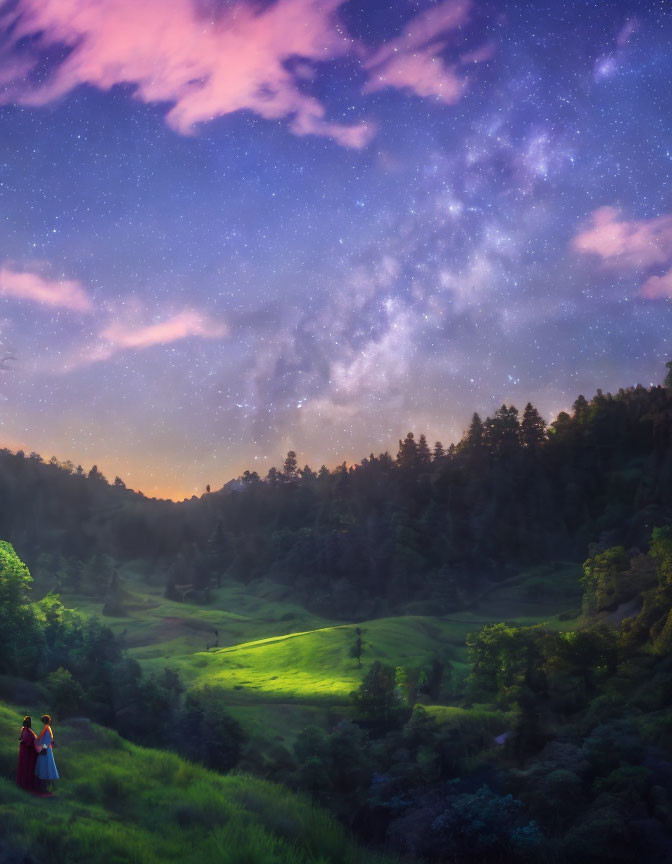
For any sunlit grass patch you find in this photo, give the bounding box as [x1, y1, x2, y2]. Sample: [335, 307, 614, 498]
[56, 568, 581, 760]
[182, 616, 464, 702]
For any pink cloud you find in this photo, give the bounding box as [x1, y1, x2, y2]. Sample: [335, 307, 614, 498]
[363, 0, 489, 104]
[571, 207, 672, 270]
[51, 307, 229, 372]
[0, 0, 490, 145]
[641, 267, 672, 300]
[365, 50, 464, 104]
[0, 265, 93, 311]
[1, 0, 373, 148]
[100, 310, 227, 350]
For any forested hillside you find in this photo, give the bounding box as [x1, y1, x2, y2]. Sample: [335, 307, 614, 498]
[1, 381, 671, 617]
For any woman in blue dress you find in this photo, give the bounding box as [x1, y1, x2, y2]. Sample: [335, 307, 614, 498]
[35, 714, 59, 794]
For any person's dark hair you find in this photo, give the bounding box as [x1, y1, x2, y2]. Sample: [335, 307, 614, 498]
[41, 714, 51, 725]
[22, 715, 31, 728]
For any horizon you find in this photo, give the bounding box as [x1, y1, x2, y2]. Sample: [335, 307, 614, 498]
[2, 372, 665, 501]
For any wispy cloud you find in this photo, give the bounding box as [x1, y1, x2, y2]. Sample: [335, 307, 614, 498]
[364, 0, 490, 104]
[571, 207, 672, 270]
[0, 265, 93, 311]
[572, 207, 672, 299]
[0, 0, 489, 147]
[641, 267, 672, 300]
[74, 309, 229, 367]
[100, 311, 227, 350]
[0, 0, 372, 148]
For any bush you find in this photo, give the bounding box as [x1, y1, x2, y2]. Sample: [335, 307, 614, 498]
[45, 667, 85, 719]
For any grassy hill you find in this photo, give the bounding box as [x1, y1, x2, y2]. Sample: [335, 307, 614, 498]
[0, 700, 395, 864]
[58, 562, 581, 753]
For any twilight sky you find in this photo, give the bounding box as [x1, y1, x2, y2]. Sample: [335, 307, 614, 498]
[0, 0, 670, 499]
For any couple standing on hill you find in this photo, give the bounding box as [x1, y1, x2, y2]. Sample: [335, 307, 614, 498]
[16, 714, 59, 795]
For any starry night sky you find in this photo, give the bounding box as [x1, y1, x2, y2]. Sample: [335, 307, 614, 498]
[0, 0, 670, 498]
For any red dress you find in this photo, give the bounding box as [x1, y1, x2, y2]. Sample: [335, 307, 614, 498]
[16, 726, 38, 791]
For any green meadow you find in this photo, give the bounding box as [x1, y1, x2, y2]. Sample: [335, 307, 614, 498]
[58, 561, 582, 751]
[0, 700, 396, 864]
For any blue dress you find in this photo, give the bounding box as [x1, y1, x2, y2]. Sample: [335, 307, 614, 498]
[35, 727, 59, 781]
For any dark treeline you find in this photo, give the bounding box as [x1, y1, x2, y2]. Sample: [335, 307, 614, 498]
[1, 379, 672, 616]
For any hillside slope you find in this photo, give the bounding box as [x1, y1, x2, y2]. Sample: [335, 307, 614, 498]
[0, 700, 395, 864]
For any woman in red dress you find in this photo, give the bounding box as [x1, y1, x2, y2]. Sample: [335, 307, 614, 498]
[16, 715, 38, 792]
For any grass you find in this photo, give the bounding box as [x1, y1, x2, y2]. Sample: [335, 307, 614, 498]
[420, 704, 508, 728]
[56, 563, 582, 751]
[0, 700, 395, 864]
[67, 581, 335, 659]
[167, 616, 464, 700]
[0, 563, 585, 861]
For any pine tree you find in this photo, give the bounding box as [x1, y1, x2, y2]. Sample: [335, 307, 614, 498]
[417, 434, 431, 465]
[485, 405, 521, 456]
[572, 394, 589, 423]
[433, 441, 445, 460]
[283, 450, 298, 480]
[88, 464, 107, 483]
[521, 403, 547, 448]
[467, 413, 484, 449]
[396, 432, 418, 469]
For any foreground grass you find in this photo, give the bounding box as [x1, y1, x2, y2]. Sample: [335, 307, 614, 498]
[0, 701, 396, 864]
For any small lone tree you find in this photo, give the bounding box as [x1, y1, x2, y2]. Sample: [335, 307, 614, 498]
[349, 626, 363, 667]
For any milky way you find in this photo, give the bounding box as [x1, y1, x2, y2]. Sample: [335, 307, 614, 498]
[0, 0, 670, 498]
